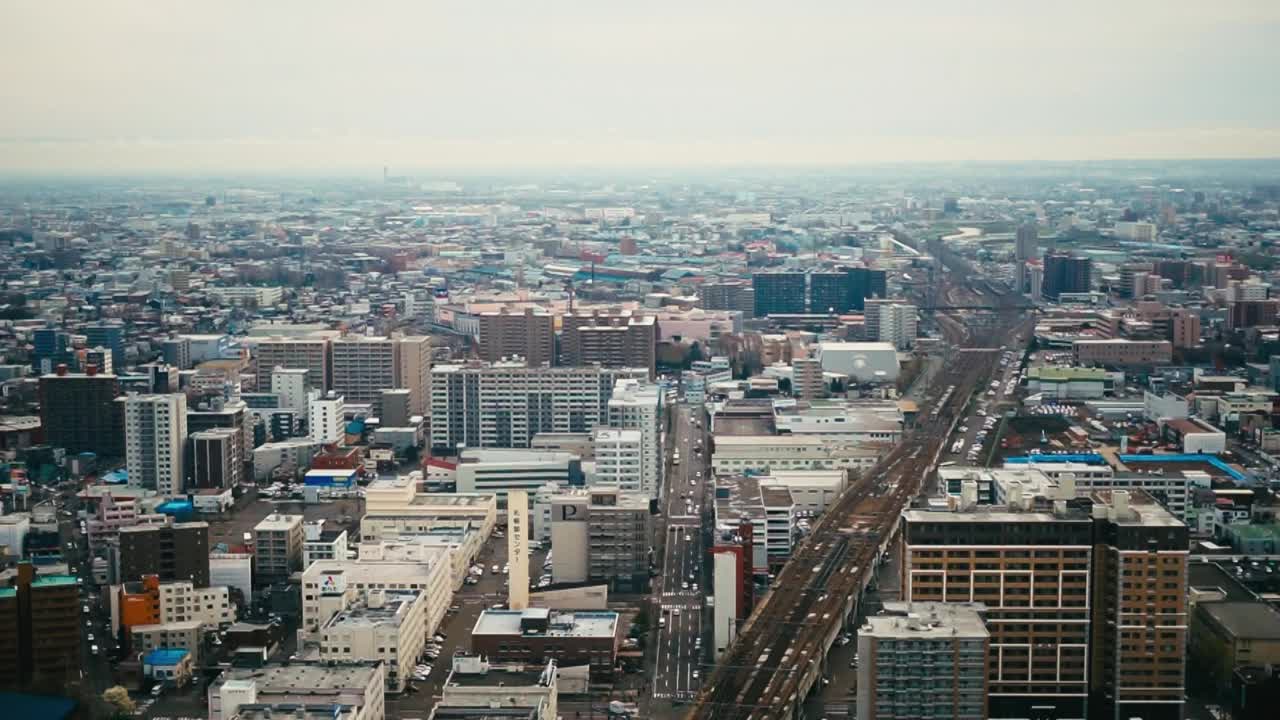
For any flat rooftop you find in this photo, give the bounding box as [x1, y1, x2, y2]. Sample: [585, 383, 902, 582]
[863, 602, 989, 639]
[323, 591, 418, 629]
[219, 660, 383, 692]
[1200, 601, 1280, 640]
[472, 610, 618, 639]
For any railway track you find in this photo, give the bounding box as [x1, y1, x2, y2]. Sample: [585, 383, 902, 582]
[689, 282, 1027, 719]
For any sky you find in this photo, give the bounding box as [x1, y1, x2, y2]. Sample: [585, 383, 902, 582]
[2, 1, 1279, 174]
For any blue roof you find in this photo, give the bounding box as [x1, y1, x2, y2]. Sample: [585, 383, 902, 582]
[144, 648, 189, 666]
[1006, 451, 1247, 482]
[156, 500, 193, 512]
[102, 469, 128, 484]
[345, 419, 365, 433]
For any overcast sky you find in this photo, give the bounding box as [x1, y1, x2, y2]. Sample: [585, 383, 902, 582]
[2, 1, 1278, 174]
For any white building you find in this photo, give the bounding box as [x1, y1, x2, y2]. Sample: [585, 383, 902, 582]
[125, 393, 188, 496]
[252, 439, 321, 481]
[607, 378, 663, 497]
[772, 399, 902, 444]
[711, 435, 881, 474]
[301, 560, 452, 645]
[454, 449, 580, 502]
[303, 521, 350, 567]
[318, 588, 427, 693]
[1114, 221, 1156, 242]
[209, 553, 253, 600]
[211, 286, 284, 306]
[591, 427, 644, 493]
[876, 303, 918, 351]
[816, 342, 899, 384]
[159, 581, 236, 626]
[429, 362, 648, 451]
[712, 475, 795, 572]
[208, 661, 385, 720]
[438, 655, 559, 719]
[270, 367, 310, 412]
[309, 392, 346, 444]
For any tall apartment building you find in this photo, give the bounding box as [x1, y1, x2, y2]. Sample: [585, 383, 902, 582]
[549, 488, 652, 592]
[876, 303, 918, 350]
[191, 427, 244, 489]
[119, 520, 210, 587]
[126, 393, 189, 496]
[38, 366, 124, 457]
[591, 427, 644, 493]
[901, 488, 1187, 720]
[560, 310, 656, 377]
[309, 392, 346, 444]
[1015, 223, 1039, 262]
[791, 357, 827, 399]
[429, 362, 648, 452]
[253, 514, 304, 581]
[161, 337, 192, 370]
[856, 602, 990, 720]
[1043, 253, 1093, 299]
[752, 272, 807, 316]
[0, 565, 81, 691]
[607, 378, 662, 497]
[253, 333, 335, 391]
[330, 334, 432, 413]
[270, 367, 310, 411]
[1172, 309, 1201, 349]
[477, 307, 555, 368]
[701, 281, 755, 316]
[395, 334, 431, 417]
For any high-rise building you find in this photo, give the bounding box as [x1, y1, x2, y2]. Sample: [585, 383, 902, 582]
[1042, 253, 1093, 299]
[701, 281, 755, 316]
[844, 267, 888, 311]
[0, 564, 81, 691]
[309, 392, 345, 444]
[161, 337, 192, 370]
[83, 320, 126, 370]
[331, 335, 395, 410]
[902, 488, 1187, 720]
[1228, 300, 1280, 330]
[1015, 223, 1039, 262]
[429, 362, 648, 453]
[270, 367, 309, 412]
[1171, 309, 1201, 349]
[476, 307, 555, 368]
[607, 378, 663, 497]
[592, 427, 645, 493]
[394, 334, 431, 417]
[126, 394, 188, 496]
[791, 357, 826, 400]
[856, 602, 990, 720]
[560, 310, 656, 377]
[752, 272, 807, 316]
[1114, 221, 1157, 242]
[253, 333, 335, 391]
[38, 365, 124, 457]
[877, 303, 918, 350]
[809, 272, 853, 314]
[1118, 263, 1155, 299]
[31, 326, 73, 375]
[119, 520, 210, 586]
[190, 427, 243, 490]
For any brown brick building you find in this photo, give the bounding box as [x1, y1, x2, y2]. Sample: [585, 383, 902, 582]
[119, 520, 210, 587]
[559, 310, 655, 377]
[470, 609, 619, 677]
[0, 564, 81, 691]
[476, 307, 554, 367]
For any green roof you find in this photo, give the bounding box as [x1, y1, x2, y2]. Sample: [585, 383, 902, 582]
[1029, 367, 1108, 382]
[30, 575, 78, 587]
[0, 588, 15, 598]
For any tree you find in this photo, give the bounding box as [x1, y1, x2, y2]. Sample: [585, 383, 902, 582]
[103, 686, 136, 717]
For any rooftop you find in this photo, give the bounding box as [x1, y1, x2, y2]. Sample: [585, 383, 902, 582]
[1028, 366, 1109, 381]
[1200, 601, 1280, 641]
[217, 660, 383, 692]
[323, 591, 419, 630]
[255, 514, 303, 531]
[862, 601, 989, 639]
[472, 609, 618, 639]
[144, 648, 190, 666]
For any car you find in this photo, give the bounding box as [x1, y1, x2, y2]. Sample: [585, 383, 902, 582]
[151, 685, 164, 697]
[491, 603, 504, 609]
[682, 581, 689, 590]
[692, 669, 700, 679]
[449, 605, 461, 612]
[672, 608, 681, 616]
[684, 534, 691, 542]
[659, 617, 666, 628]
[434, 633, 447, 642]
[692, 583, 699, 592]
[82, 605, 89, 614]
[491, 565, 500, 574]
[90, 644, 99, 655]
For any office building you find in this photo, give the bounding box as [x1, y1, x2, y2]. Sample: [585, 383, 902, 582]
[254, 333, 335, 391]
[1191, 601, 1280, 694]
[303, 522, 349, 567]
[310, 392, 346, 444]
[119, 520, 210, 587]
[253, 514, 304, 581]
[429, 362, 647, 452]
[379, 388, 413, 427]
[1015, 223, 1038, 262]
[83, 320, 126, 369]
[454, 448, 582, 502]
[1228, 299, 1280, 330]
[549, 488, 652, 591]
[1042, 253, 1093, 299]
[32, 326, 73, 375]
[470, 609, 620, 677]
[701, 281, 755, 316]
[808, 272, 853, 314]
[301, 559, 451, 643]
[607, 378, 663, 497]
[0, 564, 80, 691]
[37, 366, 124, 457]
[791, 357, 827, 399]
[901, 488, 1187, 720]
[477, 307, 555, 368]
[161, 337, 192, 370]
[130, 620, 203, 667]
[1073, 339, 1173, 367]
[712, 475, 795, 572]
[270, 367, 310, 411]
[592, 428, 644, 493]
[752, 272, 807, 316]
[1115, 221, 1157, 242]
[1172, 309, 1201, 349]
[125, 393, 189, 496]
[844, 266, 888, 311]
[191, 427, 243, 490]
[856, 602, 989, 720]
[438, 655, 559, 720]
[559, 310, 656, 377]
[207, 660, 386, 720]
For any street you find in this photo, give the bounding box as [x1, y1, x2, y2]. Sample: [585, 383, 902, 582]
[650, 403, 711, 712]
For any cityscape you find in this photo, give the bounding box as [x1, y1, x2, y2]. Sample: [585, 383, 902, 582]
[3, 4, 1280, 720]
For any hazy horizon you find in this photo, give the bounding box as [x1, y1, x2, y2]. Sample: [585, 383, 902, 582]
[4, 1, 1279, 173]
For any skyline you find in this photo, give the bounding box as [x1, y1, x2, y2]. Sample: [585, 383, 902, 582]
[3, 1, 1280, 172]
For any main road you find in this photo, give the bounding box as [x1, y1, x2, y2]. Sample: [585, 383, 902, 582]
[652, 403, 712, 712]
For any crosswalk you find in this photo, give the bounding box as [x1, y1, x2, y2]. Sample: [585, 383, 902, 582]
[823, 703, 853, 717]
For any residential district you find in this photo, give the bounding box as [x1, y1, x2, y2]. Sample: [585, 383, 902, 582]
[0, 166, 1279, 720]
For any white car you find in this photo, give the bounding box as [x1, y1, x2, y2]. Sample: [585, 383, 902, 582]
[684, 534, 691, 541]
[682, 581, 689, 590]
